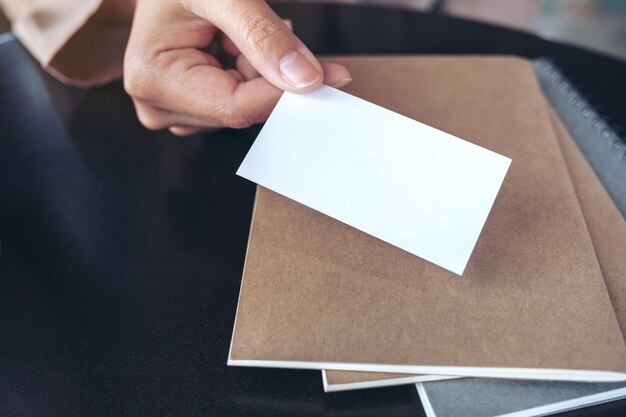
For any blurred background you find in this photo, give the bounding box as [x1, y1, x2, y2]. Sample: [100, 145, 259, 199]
[1, 0, 625, 60]
[0, 8, 7, 33]
[439, 0, 626, 61]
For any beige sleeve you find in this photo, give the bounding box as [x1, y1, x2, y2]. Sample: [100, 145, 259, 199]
[0, 0, 134, 86]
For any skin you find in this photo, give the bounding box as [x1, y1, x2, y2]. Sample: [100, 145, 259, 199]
[123, 0, 353, 135]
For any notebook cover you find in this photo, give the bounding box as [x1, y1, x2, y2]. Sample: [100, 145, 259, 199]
[324, 105, 626, 391]
[228, 56, 626, 379]
[411, 100, 625, 417]
[417, 379, 626, 417]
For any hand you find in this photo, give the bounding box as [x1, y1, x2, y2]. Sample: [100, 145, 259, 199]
[124, 0, 352, 135]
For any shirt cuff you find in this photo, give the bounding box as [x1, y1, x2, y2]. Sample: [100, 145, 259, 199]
[6, 0, 130, 86]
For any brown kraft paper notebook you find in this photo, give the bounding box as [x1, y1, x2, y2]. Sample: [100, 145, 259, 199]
[323, 108, 626, 391]
[227, 56, 626, 381]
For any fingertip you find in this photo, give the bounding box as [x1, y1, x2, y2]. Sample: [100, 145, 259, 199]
[321, 62, 353, 88]
[226, 69, 245, 82]
[169, 126, 205, 137]
[328, 76, 353, 89]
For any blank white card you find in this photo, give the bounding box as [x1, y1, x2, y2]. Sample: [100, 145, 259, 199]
[237, 85, 511, 275]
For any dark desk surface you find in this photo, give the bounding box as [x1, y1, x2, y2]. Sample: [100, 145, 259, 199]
[0, 3, 625, 417]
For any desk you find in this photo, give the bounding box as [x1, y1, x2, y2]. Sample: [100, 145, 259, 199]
[0, 3, 625, 416]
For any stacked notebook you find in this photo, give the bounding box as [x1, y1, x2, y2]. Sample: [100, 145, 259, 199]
[228, 56, 626, 416]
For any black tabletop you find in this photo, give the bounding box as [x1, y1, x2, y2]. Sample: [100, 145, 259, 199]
[0, 3, 625, 417]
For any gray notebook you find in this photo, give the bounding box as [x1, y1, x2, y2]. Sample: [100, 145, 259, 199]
[534, 59, 626, 218]
[413, 59, 626, 417]
[416, 379, 626, 417]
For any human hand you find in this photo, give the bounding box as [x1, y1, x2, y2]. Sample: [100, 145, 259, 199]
[124, 0, 352, 135]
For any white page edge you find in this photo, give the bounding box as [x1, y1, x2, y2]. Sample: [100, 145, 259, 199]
[416, 383, 437, 417]
[227, 358, 626, 382]
[321, 370, 457, 392]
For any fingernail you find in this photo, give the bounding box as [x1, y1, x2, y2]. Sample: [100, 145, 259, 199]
[279, 51, 322, 88]
[335, 76, 353, 86]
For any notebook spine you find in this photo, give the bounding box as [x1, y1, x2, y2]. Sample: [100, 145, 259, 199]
[534, 58, 626, 162]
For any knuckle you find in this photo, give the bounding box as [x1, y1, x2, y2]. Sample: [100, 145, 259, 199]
[171, 127, 204, 137]
[123, 55, 154, 100]
[243, 15, 286, 50]
[135, 108, 167, 131]
[123, 70, 147, 99]
[170, 127, 190, 137]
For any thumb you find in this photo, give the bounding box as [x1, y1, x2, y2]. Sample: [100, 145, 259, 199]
[211, 1, 323, 92]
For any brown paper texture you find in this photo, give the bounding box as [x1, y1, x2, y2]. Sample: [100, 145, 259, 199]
[228, 56, 626, 380]
[324, 107, 626, 390]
